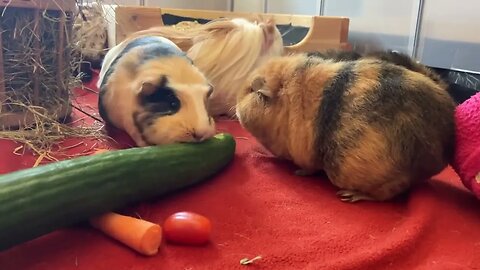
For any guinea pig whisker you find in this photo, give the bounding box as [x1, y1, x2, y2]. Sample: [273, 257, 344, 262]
[226, 105, 239, 120]
[229, 114, 238, 120]
[227, 105, 237, 113]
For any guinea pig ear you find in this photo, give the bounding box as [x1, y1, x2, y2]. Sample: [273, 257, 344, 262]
[138, 76, 168, 96]
[251, 77, 273, 98]
[251, 77, 266, 91]
[261, 18, 276, 35]
[139, 81, 156, 96]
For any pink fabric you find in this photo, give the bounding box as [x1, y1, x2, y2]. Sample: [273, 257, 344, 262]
[452, 92, 480, 198]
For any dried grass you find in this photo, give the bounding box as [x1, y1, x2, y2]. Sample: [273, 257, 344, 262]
[1, 8, 76, 112]
[2, 102, 107, 161]
[0, 2, 110, 159]
[172, 21, 202, 31]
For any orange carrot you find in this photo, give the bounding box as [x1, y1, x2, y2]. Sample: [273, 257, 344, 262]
[90, 212, 163, 256]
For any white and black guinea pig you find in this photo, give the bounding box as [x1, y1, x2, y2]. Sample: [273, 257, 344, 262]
[97, 36, 215, 147]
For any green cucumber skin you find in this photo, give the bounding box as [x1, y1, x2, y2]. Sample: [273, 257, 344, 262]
[0, 133, 236, 251]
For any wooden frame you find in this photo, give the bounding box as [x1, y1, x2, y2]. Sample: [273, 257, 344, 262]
[114, 6, 351, 54]
[0, 1, 75, 128]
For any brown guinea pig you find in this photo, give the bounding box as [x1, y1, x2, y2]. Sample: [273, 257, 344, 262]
[236, 54, 456, 202]
[309, 49, 449, 90]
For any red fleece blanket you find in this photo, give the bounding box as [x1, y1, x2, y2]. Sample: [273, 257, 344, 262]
[1, 76, 480, 270]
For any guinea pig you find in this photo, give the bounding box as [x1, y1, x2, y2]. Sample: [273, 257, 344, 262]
[236, 54, 456, 202]
[309, 49, 448, 90]
[312, 49, 478, 104]
[186, 17, 285, 117]
[129, 17, 285, 118]
[97, 35, 215, 147]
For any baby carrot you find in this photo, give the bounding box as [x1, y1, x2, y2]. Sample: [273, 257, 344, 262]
[90, 212, 163, 256]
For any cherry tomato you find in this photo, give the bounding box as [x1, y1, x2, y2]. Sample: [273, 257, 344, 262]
[163, 211, 212, 245]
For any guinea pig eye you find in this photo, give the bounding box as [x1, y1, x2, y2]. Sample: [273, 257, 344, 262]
[141, 87, 181, 115]
[169, 99, 180, 110]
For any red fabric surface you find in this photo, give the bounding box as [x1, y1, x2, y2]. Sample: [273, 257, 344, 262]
[453, 91, 480, 198]
[1, 74, 480, 270]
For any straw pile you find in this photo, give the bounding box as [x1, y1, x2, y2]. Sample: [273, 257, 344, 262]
[0, 8, 75, 114]
[0, 2, 108, 160]
[73, 2, 108, 64]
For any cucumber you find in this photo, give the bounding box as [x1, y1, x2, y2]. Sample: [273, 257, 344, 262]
[0, 133, 236, 251]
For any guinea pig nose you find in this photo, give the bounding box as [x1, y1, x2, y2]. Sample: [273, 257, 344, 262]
[192, 132, 202, 141]
[192, 129, 214, 142]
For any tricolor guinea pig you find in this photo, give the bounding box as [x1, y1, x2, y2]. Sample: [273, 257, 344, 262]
[128, 17, 284, 118]
[236, 54, 456, 202]
[309, 49, 449, 90]
[97, 36, 215, 147]
[310, 49, 477, 104]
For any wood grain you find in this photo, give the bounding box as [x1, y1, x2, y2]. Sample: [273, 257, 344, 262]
[114, 6, 351, 53]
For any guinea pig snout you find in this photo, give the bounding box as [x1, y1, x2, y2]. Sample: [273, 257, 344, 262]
[191, 125, 216, 142]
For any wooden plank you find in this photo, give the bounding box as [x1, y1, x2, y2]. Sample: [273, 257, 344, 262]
[285, 16, 351, 53]
[115, 6, 351, 52]
[114, 6, 351, 54]
[115, 6, 164, 45]
[0, 0, 76, 12]
[159, 8, 350, 28]
[162, 8, 350, 43]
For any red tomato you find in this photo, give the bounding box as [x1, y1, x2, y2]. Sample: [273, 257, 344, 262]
[163, 211, 212, 245]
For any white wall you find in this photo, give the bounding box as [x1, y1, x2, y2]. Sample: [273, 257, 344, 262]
[266, 0, 320, 15]
[418, 0, 480, 43]
[145, 0, 228, 10]
[416, 0, 480, 72]
[266, 0, 480, 73]
[323, 0, 421, 56]
[99, 0, 140, 5]
[232, 0, 264, 13]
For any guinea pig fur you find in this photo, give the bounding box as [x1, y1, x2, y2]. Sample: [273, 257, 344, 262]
[97, 36, 215, 147]
[236, 54, 456, 202]
[128, 17, 284, 118]
[309, 49, 449, 90]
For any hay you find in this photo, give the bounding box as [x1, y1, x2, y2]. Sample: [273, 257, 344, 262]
[0, 8, 75, 112]
[0, 2, 110, 159]
[73, 2, 108, 62]
[3, 102, 106, 161]
[172, 21, 202, 31]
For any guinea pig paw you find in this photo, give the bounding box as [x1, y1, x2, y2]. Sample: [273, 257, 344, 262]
[336, 190, 375, 203]
[294, 169, 317, 177]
